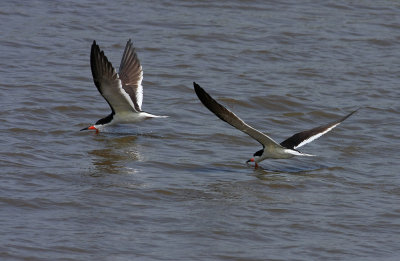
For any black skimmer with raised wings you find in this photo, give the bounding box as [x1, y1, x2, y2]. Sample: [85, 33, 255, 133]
[193, 82, 357, 168]
[81, 39, 167, 132]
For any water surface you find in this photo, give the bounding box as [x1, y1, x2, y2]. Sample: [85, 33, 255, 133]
[1, 0, 400, 260]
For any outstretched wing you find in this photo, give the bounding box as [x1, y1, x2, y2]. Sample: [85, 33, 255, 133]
[118, 39, 143, 112]
[194, 82, 282, 148]
[280, 109, 358, 149]
[90, 40, 137, 113]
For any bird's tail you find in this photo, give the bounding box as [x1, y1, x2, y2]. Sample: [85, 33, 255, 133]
[298, 152, 316, 157]
[151, 115, 169, 118]
[285, 149, 316, 157]
[142, 112, 169, 119]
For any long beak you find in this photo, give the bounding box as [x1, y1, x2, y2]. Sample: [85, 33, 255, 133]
[80, 126, 97, 131]
[246, 158, 259, 169]
[246, 158, 255, 164]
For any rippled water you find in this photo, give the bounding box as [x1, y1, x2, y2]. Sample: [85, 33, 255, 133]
[1, 0, 400, 260]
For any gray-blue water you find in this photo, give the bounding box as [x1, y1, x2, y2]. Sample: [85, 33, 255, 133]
[1, 0, 400, 260]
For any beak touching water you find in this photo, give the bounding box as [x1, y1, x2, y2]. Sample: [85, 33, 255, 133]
[80, 126, 97, 131]
[246, 158, 255, 164]
[246, 158, 259, 169]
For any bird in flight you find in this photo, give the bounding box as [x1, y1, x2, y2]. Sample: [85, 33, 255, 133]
[193, 82, 357, 168]
[81, 39, 167, 133]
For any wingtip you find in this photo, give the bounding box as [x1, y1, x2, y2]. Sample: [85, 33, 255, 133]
[343, 108, 359, 121]
[193, 82, 204, 94]
[91, 40, 100, 54]
[193, 82, 206, 100]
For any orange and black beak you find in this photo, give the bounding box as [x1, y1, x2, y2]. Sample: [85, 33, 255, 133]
[246, 158, 258, 168]
[80, 126, 97, 131]
[246, 158, 255, 164]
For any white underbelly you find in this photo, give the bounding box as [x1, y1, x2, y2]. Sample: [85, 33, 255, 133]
[113, 112, 152, 123]
[262, 147, 297, 159]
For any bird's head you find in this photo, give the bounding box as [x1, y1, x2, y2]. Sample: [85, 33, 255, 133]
[246, 148, 264, 167]
[246, 157, 256, 164]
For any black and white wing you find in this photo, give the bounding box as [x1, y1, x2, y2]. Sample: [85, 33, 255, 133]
[280, 109, 358, 150]
[90, 40, 137, 113]
[118, 39, 143, 112]
[194, 82, 282, 148]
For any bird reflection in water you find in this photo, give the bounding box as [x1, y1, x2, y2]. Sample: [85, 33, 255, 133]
[88, 135, 142, 177]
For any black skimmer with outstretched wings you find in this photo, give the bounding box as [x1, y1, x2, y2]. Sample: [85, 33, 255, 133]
[81, 39, 167, 132]
[193, 82, 357, 168]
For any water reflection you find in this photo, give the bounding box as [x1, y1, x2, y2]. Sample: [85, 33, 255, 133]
[88, 135, 142, 177]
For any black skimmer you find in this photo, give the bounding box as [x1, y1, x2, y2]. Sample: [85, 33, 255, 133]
[193, 82, 357, 168]
[81, 39, 167, 133]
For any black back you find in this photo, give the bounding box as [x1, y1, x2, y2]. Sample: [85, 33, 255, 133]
[95, 113, 114, 125]
[253, 149, 264, 157]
